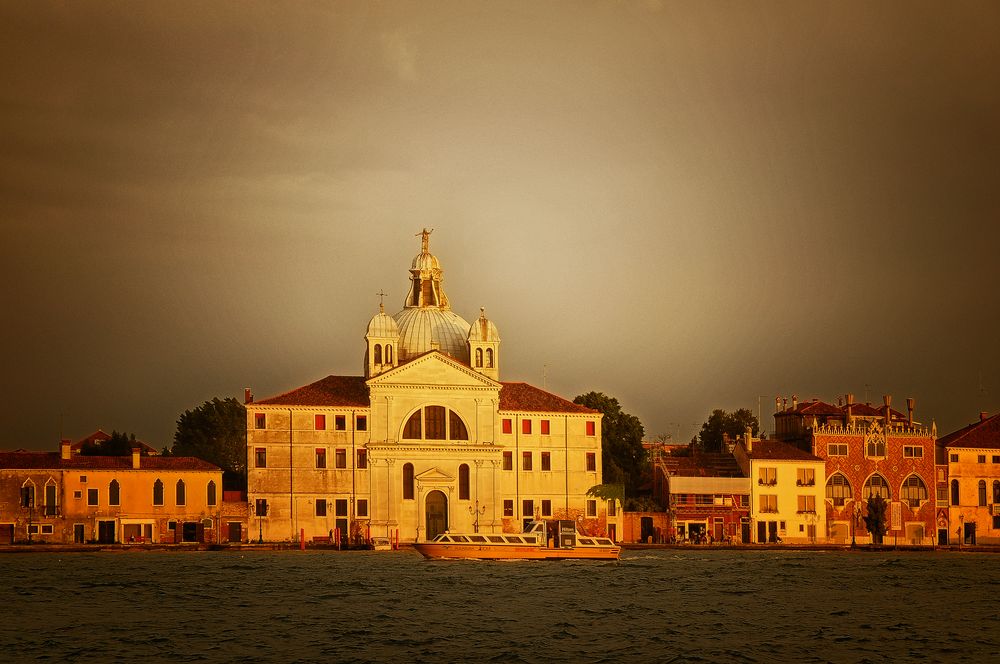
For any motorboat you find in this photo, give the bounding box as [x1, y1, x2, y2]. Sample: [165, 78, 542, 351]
[414, 519, 620, 560]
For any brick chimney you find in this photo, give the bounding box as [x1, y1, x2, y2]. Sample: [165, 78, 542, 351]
[244, 387, 253, 405]
[745, 427, 753, 454]
[845, 393, 854, 426]
[981, 411, 989, 422]
[906, 398, 915, 425]
[883, 394, 892, 426]
[60, 439, 72, 460]
[792, 395, 798, 410]
[132, 447, 141, 469]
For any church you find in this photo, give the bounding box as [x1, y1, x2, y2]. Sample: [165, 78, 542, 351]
[245, 231, 614, 543]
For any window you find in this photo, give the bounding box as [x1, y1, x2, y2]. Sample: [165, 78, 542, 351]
[403, 406, 468, 440]
[109, 480, 120, 506]
[522, 419, 532, 435]
[153, 479, 164, 506]
[950, 453, 959, 463]
[994, 455, 1000, 464]
[608, 500, 618, 516]
[357, 499, 368, 518]
[541, 451, 551, 471]
[176, 480, 186, 506]
[74, 490, 82, 499]
[255, 448, 267, 468]
[758, 467, 777, 486]
[979, 480, 988, 507]
[502, 451, 513, 471]
[41, 524, 53, 535]
[404, 411, 422, 439]
[797, 495, 816, 513]
[335, 415, 346, 431]
[937, 485, 948, 502]
[541, 420, 550, 435]
[255, 413, 266, 429]
[902, 476, 928, 508]
[315, 448, 327, 469]
[88, 488, 98, 506]
[335, 500, 348, 517]
[485, 348, 493, 367]
[951, 479, 960, 505]
[315, 414, 326, 430]
[522, 500, 534, 518]
[27, 525, 39, 535]
[522, 451, 532, 471]
[865, 439, 886, 458]
[356, 416, 367, 432]
[403, 463, 414, 500]
[20, 484, 34, 507]
[255, 498, 268, 517]
[357, 449, 367, 469]
[202, 518, 213, 530]
[374, 343, 383, 364]
[586, 421, 596, 437]
[316, 499, 327, 517]
[994, 515, 1000, 530]
[425, 406, 445, 439]
[978, 454, 987, 464]
[586, 452, 596, 472]
[828, 443, 848, 456]
[475, 348, 483, 367]
[502, 419, 512, 434]
[903, 445, 923, 458]
[586, 500, 597, 517]
[385, 345, 393, 363]
[863, 474, 890, 499]
[449, 410, 468, 440]
[79, 475, 87, 483]
[541, 499, 552, 517]
[796, 468, 815, 486]
[503, 500, 514, 517]
[994, 480, 1000, 504]
[459, 464, 470, 500]
[207, 480, 217, 507]
[759, 495, 778, 512]
[335, 448, 347, 469]
[826, 473, 853, 507]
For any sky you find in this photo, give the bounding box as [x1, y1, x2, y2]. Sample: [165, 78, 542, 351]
[2, 2, 998, 451]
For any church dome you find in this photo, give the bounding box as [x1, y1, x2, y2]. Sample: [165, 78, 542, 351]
[366, 310, 399, 338]
[468, 308, 500, 342]
[393, 307, 471, 363]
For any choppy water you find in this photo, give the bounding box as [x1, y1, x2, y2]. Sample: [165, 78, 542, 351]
[2, 549, 998, 663]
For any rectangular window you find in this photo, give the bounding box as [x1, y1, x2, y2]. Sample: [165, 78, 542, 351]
[335, 499, 348, 517]
[865, 440, 886, 457]
[503, 500, 514, 517]
[27, 524, 39, 535]
[759, 495, 777, 513]
[586, 499, 597, 517]
[828, 443, 848, 456]
[950, 453, 959, 463]
[541, 451, 551, 471]
[335, 448, 347, 469]
[522, 419, 532, 435]
[540, 420, 550, 435]
[796, 468, 815, 486]
[357, 449, 367, 469]
[994, 515, 1000, 529]
[978, 454, 987, 464]
[994, 455, 1000, 464]
[586, 421, 596, 437]
[357, 499, 368, 518]
[797, 495, 816, 513]
[20, 486, 34, 507]
[937, 485, 949, 502]
[903, 445, 924, 458]
[608, 500, 617, 516]
[255, 413, 266, 429]
[315, 448, 327, 469]
[335, 415, 346, 431]
[255, 448, 267, 468]
[522, 500, 534, 518]
[522, 451, 532, 471]
[87, 488, 98, 506]
[73, 490, 82, 499]
[502, 419, 512, 434]
[356, 416, 367, 432]
[41, 524, 54, 535]
[316, 499, 327, 517]
[502, 451, 513, 471]
[586, 452, 596, 472]
[541, 499, 552, 517]
[315, 414, 326, 430]
[758, 468, 777, 486]
[80, 475, 87, 483]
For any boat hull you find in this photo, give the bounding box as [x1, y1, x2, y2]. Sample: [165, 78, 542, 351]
[414, 542, 620, 561]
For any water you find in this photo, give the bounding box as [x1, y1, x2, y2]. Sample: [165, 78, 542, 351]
[2, 549, 997, 662]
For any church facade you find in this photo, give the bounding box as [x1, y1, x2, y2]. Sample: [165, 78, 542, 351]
[245, 231, 611, 543]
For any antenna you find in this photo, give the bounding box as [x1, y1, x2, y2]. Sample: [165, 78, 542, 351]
[543, 364, 548, 390]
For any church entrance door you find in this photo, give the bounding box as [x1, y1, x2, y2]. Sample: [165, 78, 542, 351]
[425, 490, 448, 541]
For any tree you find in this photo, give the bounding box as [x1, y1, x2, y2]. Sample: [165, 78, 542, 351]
[863, 493, 888, 545]
[573, 392, 647, 499]
[79, 431, 141, 456]
[697, 408, 759, 454]
[172, 397, 247, 490]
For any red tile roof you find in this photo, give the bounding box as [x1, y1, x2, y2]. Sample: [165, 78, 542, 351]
[255, 375, 371, 408]
[68, 429, 159, 455]
[499, 383, 598, 414]
[785, 400, 843, 416]
[0, 452, 220, 471]
[746, 439, 822, 461]
[938, 413, 1000, 450]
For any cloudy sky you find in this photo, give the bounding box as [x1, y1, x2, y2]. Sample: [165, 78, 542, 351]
[2, 2, 998, 451]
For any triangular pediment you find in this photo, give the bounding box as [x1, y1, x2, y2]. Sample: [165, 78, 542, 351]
[366, 350, 500, 389]
[415, 466, 454, 482]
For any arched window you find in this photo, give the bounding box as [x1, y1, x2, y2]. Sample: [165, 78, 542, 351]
[979, 480, 988, 506]
[901, 475, 927, 508]
[486, 348, 494, 368]
[109, 480, 120, 507]
[459, 464, 470, 500]
[386, 345, 393, 363]
[373, 344, 382, 364]
[20, 480, 35, 508]
[825, 473, 852, 507]
[153, 479, 164, 506]
[450, 410, 469, 441]
[994, 480, 1000, 504]
[402, 406, 470, 441]
[176, 480, 186, 506]
[403, 463, 414, 500]
[475, 348, 483, 367]
[207, 480, 217, 507]
[425, 406, 446, 439]
[863, 474, 890, 499]
[950, 479, 959, 506]
[403, 411, 422, 439]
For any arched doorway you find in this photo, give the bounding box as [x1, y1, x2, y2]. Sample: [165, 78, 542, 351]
[425, 490, 448, 540]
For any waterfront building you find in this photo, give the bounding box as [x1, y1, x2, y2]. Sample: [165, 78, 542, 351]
[733, 435, 826, 543]
[245, 231, 609, 544]
[939, 411, 1000, 545]
[0, 440, 222, 544]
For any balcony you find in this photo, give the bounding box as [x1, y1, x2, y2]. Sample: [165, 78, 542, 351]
[758, 479, 777, 486]
[796, 480, 815, 487]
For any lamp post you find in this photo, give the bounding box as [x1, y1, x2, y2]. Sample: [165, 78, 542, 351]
[468, 501, 486, 533]
[852, 502, 862, 548]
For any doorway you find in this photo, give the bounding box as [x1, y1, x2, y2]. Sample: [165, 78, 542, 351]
[640, 516, 655, 543]
[97, 520, 116, 544]
[228, 522, 242, 542]
[425, 490, 448, 540]
[757, 521, 766, 543]
[182, 522, 199, 543]
[938, 528, 948, 546]
[964, 522, 976, 545]
[73, 524, 85, 543]
[0, 524, 13, 544]
[741, 518, 751, 544]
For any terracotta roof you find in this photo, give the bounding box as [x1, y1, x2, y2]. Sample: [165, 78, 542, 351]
[938, 413, 1000, 450]
[746, 439, 822, 462]
[499, 383, 598, 414]
[0, 452, 220, 471]
[657, 452, 744, 478]
[255, 375, 370, 408]
[69, 430, 159, 455]
[783, 400, 843, 416]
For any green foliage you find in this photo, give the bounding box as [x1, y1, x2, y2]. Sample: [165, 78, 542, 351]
[863, 493, 889, 544]
[586, 483, 625, 504]
[79, 431, 141, 456]
[698, 408, 759, 454]
[172, 397, 247, 488]
[573, 391, 647, 498]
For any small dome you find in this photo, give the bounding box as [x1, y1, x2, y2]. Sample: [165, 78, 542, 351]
[468, 308, 500, 342]
[394, 307, 471, 363]
[367, 311, 399, 338]
[411, 251, 441, 272]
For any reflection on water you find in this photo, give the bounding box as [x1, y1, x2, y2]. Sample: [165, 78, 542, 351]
[2, 549, 998, 662]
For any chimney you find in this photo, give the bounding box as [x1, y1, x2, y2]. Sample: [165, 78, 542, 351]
[745, 427, 753, 454]
[775, 396, 781, 413]
[792, 395, 798, 410]
[906, 398, 915, 425]
[981, 411, 989, 422]
[244, 387, 253, 405]
[845, 393, 854, 427]
[132, 447, 141, 470]
[60, 439, 72, 460]
[883, 394, 892, 426]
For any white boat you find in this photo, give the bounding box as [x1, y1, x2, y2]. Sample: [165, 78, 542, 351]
[414, 520, 620, 560]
